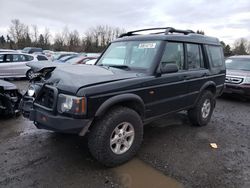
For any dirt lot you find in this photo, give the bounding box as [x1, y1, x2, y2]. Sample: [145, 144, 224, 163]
[0, 80, 250, 188]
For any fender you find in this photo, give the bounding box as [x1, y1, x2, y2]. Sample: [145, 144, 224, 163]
[95, 93, 145, 117]
[194, 81, 216, 105]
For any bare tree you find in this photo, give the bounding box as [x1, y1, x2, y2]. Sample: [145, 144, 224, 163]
[68, 30, 81, 51]
[43, 28, 51, 49]
[31, 25, 39, 44]
[8, 19, 29, 48]
[233, 38, 249, 55]
[53, 33, 64, 51]
[84, 25, 125, 52]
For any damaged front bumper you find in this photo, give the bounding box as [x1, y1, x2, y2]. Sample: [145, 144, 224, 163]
[21, 95, 92, 135]
[0, 90, 22, 116]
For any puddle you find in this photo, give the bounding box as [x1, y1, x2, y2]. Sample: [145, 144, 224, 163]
[113, 159, 183, 188]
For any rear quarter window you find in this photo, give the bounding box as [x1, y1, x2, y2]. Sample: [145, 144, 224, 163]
[37, 55, 48, 61]
[207, 46, 224, 67]
[24, 55, 34, 61]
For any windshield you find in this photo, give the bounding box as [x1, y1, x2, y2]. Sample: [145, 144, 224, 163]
[96, 41, 161, 70]
[226, 58, 250, 71]
[22, 47, 30, 53]
[66, 56, 84, 64]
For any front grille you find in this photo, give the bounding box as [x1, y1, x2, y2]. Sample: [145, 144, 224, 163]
[35, 86, 56, 109]
[4, 90, 18, 97]
[225, 76, 243, 84]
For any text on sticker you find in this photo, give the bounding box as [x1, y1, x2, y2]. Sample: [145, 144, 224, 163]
[138, 43, 156, 49]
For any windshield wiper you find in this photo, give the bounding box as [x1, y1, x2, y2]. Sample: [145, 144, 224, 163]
[108, 65, 131, 70]
[98, 64, 131, 70]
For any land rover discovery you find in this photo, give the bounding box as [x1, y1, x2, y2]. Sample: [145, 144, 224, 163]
[21, 27, 225, 166]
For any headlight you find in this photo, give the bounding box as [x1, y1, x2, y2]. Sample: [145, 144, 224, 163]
[57, 94, 86, 115]
[27, 85, 36, 97]
[244, 76, 250, 84]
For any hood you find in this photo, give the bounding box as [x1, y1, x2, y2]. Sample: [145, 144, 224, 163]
[226, 69, 250, 77]
[0, 79, 17, 90]
[26, 61, 58, 72]
[44, 64, 139, 93]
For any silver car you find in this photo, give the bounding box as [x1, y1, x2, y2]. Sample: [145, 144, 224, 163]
[0, 52, 49, 79]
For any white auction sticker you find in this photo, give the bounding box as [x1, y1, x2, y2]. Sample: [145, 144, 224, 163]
[138, 43, 156, 49]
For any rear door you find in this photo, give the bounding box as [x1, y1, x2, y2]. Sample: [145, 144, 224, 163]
[182, 43, 210, 106]
[9, 54, 31, 77]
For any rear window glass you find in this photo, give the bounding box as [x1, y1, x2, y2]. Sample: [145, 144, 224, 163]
[207, 46, 224, 67]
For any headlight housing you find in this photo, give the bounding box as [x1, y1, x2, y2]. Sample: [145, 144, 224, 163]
[244, 76, 250, 84]
[57, 94, 86, 115]
[27, 85, 36, 97]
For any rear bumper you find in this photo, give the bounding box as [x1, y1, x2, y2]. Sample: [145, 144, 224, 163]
[224, 83, 250, 96]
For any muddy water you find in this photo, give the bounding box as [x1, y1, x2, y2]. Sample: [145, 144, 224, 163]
[113, 159, 183, 188]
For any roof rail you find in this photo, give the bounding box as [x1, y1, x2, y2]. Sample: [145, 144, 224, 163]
[119, 27, 195, 38]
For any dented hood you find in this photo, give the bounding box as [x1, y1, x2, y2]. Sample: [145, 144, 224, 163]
[32, 63, 139, 94]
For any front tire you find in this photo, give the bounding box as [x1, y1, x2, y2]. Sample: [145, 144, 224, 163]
[26, 69, 34, 80]
[188, 91, 215, 126]
[88, 107, 143, 167]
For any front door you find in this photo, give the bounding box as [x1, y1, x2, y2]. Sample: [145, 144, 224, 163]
[0, 54, 13, 77]
[144, 42, 189, 118]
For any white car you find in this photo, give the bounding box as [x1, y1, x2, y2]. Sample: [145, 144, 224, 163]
[85, 59, 97, 65]
[0, 52, 49, 79]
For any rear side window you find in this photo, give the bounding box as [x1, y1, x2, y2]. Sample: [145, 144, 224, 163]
[207, 46, 224, 67]
[0, 54, 4, 63]
[24, 55, 34, 61]
[37, 55, 48, 61]
[187, 44, 204, 69]
[12, 54, 26, 62]
[161, 42, 184, 70]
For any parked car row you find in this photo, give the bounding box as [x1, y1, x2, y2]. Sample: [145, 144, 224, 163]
[0, 47, 100, 79]
[0, 52, 49, 79]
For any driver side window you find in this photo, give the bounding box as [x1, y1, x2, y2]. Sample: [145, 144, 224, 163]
[161, 42, 184, 70]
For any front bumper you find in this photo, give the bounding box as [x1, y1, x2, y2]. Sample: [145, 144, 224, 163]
[21, 95, 92, 134]
[0, 91, 21, 116]
[224, 83, 250, 97]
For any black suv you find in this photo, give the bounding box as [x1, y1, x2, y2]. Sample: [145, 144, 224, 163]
[21, 27, 225, 166]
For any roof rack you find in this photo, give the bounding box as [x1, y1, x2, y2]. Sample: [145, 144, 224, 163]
[119, 27, 195, 38]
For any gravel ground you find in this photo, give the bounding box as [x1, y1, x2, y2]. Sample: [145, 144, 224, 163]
[0, 80, 249, 188]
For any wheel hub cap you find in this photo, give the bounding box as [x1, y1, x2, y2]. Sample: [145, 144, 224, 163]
[201, 99, 211, 119]
[110, 122, 135, 155]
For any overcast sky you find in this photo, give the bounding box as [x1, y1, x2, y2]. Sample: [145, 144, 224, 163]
[0, 0, 250, 44]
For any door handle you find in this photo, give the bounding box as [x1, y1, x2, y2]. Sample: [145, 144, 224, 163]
[183, 75, 189, 79]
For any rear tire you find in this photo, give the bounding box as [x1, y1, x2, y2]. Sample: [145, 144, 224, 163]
[188, 91, 215, 126]
[88, 106, 143, 167]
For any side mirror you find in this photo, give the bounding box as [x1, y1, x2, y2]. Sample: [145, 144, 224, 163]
[157, 63, 179, 75]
